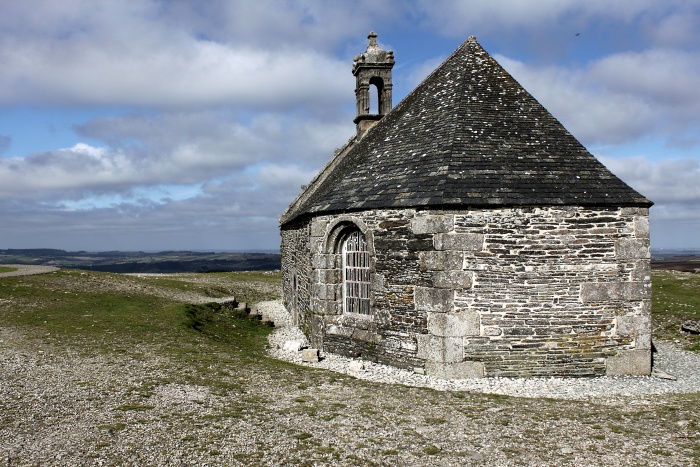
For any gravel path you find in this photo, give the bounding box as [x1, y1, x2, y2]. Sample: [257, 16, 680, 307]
[0, 265, 60, 277]
[260, 300, 700, 401]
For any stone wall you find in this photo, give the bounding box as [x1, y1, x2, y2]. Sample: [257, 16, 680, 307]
[280, 206, 651, 378]
[280, 218, 313, 338]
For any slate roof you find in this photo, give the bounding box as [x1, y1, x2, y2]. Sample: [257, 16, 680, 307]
[280, 37, 651, 225]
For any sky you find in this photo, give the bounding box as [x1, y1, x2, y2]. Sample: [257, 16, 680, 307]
[1, 0, 699, 252]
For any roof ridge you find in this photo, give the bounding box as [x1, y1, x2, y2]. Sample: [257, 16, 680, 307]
[445, 39, 483, 198]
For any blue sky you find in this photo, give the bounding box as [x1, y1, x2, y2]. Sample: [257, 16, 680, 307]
[1, 0, 699, 251]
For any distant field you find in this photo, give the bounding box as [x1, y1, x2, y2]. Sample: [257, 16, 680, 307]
[0, 248, 281, 273]
[0, 266, 18, 273]
[652, 254, 700, 273]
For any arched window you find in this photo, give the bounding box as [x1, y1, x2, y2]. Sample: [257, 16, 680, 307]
[342, 230, 370, 315]
[292, 274, 298, 325]
[369, 76, 384, 115]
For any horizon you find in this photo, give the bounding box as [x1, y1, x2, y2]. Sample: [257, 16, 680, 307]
[1, 2, 699, 251]
[0, 248, 281, 254]
[3, 247, 700, 256]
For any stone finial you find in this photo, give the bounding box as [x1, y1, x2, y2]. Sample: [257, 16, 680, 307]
[368, 31, 378, 48]
[468, 35, 477, 42]
[353, 31, 394, 68]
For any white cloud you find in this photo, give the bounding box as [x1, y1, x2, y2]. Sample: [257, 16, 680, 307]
[0, 0, 404, 109]
[495, 47, 700, 147]
[589, 49, 700, 121]
[600, 156, 700, 207]
[0, 160, 315, 251]
[646, 11, 700, 47]
[0, 109, 351, 202]
[599, 155, 700, 248]
[0, 38, 351, 109]
[400, 55, 447, 95]
[496, 55, 654, 145]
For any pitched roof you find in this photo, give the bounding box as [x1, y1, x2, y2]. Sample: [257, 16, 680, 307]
[280, 36, 651, 225]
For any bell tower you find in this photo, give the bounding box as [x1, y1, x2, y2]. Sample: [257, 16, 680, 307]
[353, 31, 395, 137]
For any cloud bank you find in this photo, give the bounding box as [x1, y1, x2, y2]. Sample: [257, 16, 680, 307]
[1, 1, 699, 250]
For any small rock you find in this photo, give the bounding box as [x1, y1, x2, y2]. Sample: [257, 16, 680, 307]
[560, 446, 574, 455]
[415, 426, 431, 434]
[651, 368, 677, 381]
[283, 340, 303, 352]
[681, 319, 700, 334]
[348, 360, 364, 372]
[301, 348, 319, 363]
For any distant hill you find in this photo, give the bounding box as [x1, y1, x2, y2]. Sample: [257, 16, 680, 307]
[0, 249, 280, 273]
[651, 255, 700, 273]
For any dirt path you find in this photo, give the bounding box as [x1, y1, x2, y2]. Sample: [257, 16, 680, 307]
[0, 265, 60, 277]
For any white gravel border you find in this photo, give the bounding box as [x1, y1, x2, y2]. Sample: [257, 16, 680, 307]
[0, 265, 60, 277]
[258, 300, 700, 400]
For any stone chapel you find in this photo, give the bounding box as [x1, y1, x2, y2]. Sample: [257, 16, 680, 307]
[279, 32, 653, 378]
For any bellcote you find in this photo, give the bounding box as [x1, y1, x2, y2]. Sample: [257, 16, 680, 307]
[353, 32, 394, 137]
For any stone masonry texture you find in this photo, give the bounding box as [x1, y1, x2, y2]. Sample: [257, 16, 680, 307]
[281, 206, 651, 377]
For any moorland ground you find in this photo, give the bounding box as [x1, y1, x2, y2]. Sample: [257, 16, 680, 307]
[1, 268, 699, 466]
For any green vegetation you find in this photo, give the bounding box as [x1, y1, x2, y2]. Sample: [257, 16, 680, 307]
[0, 266, 17, 273]
[0, 269, 283, 380]
[423, 445, 441, 455]
[652, 270, 700, 352]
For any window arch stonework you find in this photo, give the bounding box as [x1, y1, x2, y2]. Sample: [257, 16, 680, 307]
[342, 230, 371, 315]
[318, 219, 373, 318]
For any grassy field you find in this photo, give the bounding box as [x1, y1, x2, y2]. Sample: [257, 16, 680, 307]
[0, 269, 698, 465]
[0, 266, 17, 273]
[0, 270, 281, 375]
[652, 270, 700, 352]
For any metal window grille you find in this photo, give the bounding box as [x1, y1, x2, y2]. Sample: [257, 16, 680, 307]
[342, 231, 370, 315]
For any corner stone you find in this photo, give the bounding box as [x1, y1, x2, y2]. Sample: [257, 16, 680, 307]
[425, 361, 484, 379]
[634, 216, 650, 239]
[411, 215, 453, 234]
[615, 238, 650, 260]
[605, 349, 651, 376]
[416, 334, 463, 363]
[616, 313, 651, 350]
[433, 270, 472, 289]
[414, 286, 453, 312]
[302, 348, 320, 363]
[427, 311, 479, 337]
[419, 250, 463, 271]
[434, 233, 484, 252]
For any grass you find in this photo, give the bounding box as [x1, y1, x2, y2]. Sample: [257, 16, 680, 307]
[0, 269, 286, 387]
[423, 445, 441, 455]
[0, 266, 18, 273]
[651, 270, 700, 352]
